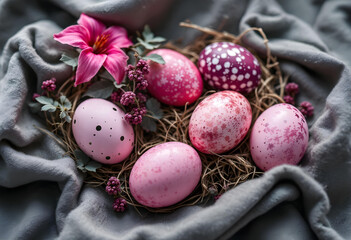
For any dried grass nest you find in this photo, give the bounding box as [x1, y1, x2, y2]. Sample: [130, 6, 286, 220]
[48, 22, 287, 213]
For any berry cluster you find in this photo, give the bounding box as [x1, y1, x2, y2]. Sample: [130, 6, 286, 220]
[120, 91, 136, 106]
[284, 82, 314, 118]
[110, 59, 150, 125]
[41, 78, 57, 92]
[105, 176, 127, 212]
[299, 101, 314, 118]
[105, 176, 121, 195]
[113, 198, 127, 212]
[125, 106, 147, 125]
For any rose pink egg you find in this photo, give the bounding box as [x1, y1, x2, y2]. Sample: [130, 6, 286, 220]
[189, 91, 252, 154]
[250, 103, 309, 171]
[129, 142, 202, 208]
[146, 49, 203, 106]
[72, 98, 134, 164]
[198, 42, 261, 94]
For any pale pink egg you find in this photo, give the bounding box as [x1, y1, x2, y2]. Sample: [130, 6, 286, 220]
[250, 103, 309, 171]
[146, 49, 203, 106]
[189, 91, 252, 154]
[72, 98, 134, 164]
[129, 142, 202, 208]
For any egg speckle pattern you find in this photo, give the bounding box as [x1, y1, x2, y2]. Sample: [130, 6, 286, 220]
[72, 98, 134, 164]
[250, 103, 309, 171]
[189, 91, 252, 154]
[129, 142, 202, 208]
[146, 49, 203, 106]
[198, 42, 261, 94]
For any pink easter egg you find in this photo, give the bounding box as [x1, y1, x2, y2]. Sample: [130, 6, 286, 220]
[189, 91, 252, 154]
[146, 49, 203, 106]
[250, 103, 309, 171]
[129, 142, 202, 208]
[198, 42, 261, 94]
[72, 98, 134, 164]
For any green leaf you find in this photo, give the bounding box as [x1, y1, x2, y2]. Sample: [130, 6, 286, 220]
[113, 82, 127, 89]
[65, 115, 72, 123]
[74, 149, 90, 165]
[60, 95, 72, 109]
[142, 25, 154, 41]
[98, 69, 115, 82]
[59, 111, 67, 118]
[36, 96, 54, 105]
[53, 101, 60, 107]
[142, 54, 165, 64]
[135, 45, 144, 55]
[28, 102, 41, 113]
[77, 165, 86, 172]
[149, 36, 166, 43]
[141, 116, 157, 132]
[83, 80, 114, 99]
[84, 161, 102, 172]
[60, 51, 79, 68]
[137, 38, 158, 50]
[146, 98, 164, 119]
[41, 104, 57, 112]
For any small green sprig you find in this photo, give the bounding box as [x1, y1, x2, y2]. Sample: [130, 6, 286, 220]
[74, 149, 102, 172]
[35, 95, 72, 123]
[141, 98, 164, 132]
[132, 25, 166, 64]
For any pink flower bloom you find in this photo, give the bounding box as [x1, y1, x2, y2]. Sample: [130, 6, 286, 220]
[53, 13, 133, 86]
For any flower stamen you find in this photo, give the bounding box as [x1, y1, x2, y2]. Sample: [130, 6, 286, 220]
[93, 34, 110, 54]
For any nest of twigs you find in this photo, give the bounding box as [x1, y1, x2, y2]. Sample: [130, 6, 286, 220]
[46, 22, 287, 213]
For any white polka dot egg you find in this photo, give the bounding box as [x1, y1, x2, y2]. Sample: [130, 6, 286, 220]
[198, 42, 261, 94]
[72, 98, 134, 164]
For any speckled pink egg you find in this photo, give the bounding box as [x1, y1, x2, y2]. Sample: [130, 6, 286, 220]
[146, 49, 203, 106]
[129, 142, 202, 208]
[189, 91, 252, 154]
[72, 98, 134, 164]
[198, 42, 261, 94]
[250, 103, 309, 171]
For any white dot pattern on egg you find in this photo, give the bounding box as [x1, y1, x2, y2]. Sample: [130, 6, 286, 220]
[198, 42, 261, 94]
[146, 49, 203, 106]
[72, 98, 134, 164]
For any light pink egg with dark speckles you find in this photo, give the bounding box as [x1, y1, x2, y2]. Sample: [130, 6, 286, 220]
[146, 49, 203, 106]
[250, 103, 309, 171]
[198, 42, 261, 94]
[72, 98, 134, 164]
[189, 91, 252, 154]
[129, 142, 202, 208]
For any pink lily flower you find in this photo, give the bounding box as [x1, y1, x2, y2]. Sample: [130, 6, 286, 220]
[53, 13, 133, 86]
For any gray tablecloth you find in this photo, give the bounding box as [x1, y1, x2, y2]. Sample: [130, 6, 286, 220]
[1, 0, 350, 239]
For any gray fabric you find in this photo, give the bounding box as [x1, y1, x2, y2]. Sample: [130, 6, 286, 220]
[0, 0, 350, 239]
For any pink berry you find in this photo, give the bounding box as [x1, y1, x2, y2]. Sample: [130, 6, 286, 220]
[41, 78, 56, 92]
[283, 95, 295, 105]
[120, 91, 136, 106]
[113, 198, 127, 212]
[299, 101, 314, 118]
[285, 83, 299, 96]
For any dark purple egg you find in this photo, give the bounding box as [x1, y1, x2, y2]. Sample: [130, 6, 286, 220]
[198, 42, 261, 94]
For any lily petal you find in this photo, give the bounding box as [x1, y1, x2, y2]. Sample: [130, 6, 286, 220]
[53, 25, 90, 49]
[78, 13, 105, 45]
[103, 26, 133, 49]
[103, 48, 128, 84]
[75, 48, 107, 86]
